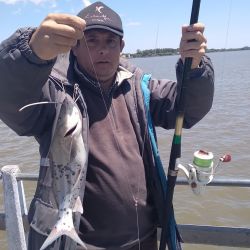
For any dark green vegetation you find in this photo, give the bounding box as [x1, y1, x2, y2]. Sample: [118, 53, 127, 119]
[123, 46, 250, 58]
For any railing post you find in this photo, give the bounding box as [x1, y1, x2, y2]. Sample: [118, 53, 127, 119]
[0, 213, 5, 230]
[1, 165, 27, 250]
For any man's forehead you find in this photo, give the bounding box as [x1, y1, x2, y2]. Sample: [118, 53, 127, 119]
[84, 29, 120, 38]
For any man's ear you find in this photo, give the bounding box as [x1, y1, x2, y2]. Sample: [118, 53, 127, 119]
[121, 39, 125, 51]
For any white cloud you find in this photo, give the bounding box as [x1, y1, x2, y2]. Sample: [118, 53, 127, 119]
[0, 0, 51, 5]
[82, 0, 91, 7]
[0, 0, 17, 3]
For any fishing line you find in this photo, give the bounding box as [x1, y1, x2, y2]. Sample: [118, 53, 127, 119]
[82, 34, 151, 250]
[219, 0, 232, 81]
[224, 0, 232, 50]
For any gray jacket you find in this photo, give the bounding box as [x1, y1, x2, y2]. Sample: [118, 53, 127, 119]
[0, 28, 214, 249]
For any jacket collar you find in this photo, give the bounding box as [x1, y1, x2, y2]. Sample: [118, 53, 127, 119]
[73, 60, 133, 88]
[51, 52, 133, 89]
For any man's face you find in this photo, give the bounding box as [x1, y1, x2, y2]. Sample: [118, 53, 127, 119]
[72, 29, 124, 84]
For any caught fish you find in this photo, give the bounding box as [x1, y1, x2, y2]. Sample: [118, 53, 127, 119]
[40, 96, 88, 250]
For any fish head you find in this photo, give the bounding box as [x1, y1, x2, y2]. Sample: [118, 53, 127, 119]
[50, 97, 82, 165]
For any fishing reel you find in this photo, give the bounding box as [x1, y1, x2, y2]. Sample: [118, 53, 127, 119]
[177, 150, 231, 195]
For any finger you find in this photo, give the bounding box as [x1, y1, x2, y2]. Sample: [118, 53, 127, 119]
[50, 34, 78, 47]
[181, 31, 207, 43]
[190, 23, 205, 32]
[180, 41, 206, 58]
[53, 23, 84, 40]
[45, 13, 86, 32]
[182, 22, 205, 34]
[180, 48, 206, 59]
[42, 21, 84, 40]
[180, 41, 207, 52]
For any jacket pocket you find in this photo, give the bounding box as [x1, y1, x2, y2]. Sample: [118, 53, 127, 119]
[30, 198, 58, 236]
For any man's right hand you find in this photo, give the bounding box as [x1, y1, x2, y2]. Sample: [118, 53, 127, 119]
[29, 13, 86, 60]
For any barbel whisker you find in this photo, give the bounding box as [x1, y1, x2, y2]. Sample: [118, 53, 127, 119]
[19, 101, 62, 112]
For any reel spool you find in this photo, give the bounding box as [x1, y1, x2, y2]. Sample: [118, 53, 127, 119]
[192, 150, 214, 184]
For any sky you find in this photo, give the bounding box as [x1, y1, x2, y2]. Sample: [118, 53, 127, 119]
[0, 0, 249, 53]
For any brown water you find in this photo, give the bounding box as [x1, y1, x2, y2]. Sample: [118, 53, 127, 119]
[0, 50, 250, 249]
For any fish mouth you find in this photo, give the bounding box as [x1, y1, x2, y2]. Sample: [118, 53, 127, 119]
[64, 123, 78, 137]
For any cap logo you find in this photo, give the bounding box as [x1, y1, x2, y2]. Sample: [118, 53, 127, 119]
[96, 5, 104, 13]
[85, 7, 111, 23]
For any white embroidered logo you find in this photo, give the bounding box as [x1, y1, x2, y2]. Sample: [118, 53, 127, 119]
[96, 6, 104, 13]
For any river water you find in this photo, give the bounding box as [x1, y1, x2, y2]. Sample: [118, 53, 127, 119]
[0, 50, 250, 249]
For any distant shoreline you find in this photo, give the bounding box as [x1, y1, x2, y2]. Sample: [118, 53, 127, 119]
[123, 46, 250, 59]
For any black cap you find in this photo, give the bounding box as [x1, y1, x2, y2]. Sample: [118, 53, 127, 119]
[78, 2, 123, 37]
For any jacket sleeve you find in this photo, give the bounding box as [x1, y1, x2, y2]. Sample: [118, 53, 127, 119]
[0, 28, 56, 136]
[149, 55, 214, 129]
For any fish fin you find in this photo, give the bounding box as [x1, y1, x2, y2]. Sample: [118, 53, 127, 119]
[73, 196, 83, 214]
[40, 226, 86, 250]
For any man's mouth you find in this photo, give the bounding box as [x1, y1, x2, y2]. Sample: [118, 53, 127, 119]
[96, 60, 109, 64]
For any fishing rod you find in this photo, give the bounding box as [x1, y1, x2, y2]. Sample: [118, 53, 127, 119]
[159, 0, 201, 249]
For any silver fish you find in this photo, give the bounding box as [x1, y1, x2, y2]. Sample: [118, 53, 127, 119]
[40, 96, 88, 250]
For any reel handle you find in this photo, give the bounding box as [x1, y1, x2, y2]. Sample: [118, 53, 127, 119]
[220, 154, 231, 162]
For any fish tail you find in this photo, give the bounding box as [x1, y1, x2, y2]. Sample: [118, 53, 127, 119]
[40, 226, 86, 250]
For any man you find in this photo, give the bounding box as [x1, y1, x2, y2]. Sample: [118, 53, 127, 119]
[0, 1, 214, 250]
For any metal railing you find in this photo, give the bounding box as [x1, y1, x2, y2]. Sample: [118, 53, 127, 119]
[1, 165, 250, 250]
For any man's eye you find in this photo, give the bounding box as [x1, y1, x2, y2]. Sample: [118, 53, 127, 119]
[86, 38, 97, 47]
[107, 39, 118, 48]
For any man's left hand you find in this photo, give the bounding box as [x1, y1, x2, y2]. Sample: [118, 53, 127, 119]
[179, 23, 207, 69]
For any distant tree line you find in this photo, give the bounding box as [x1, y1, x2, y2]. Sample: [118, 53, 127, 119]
[123, 46, 250, 58]
[134, 48, 178, 58]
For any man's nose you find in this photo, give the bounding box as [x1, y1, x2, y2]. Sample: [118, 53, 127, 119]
[98, 43, 109, 55]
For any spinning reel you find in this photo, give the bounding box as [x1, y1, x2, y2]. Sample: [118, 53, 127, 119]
[178, 150, 231, 195]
